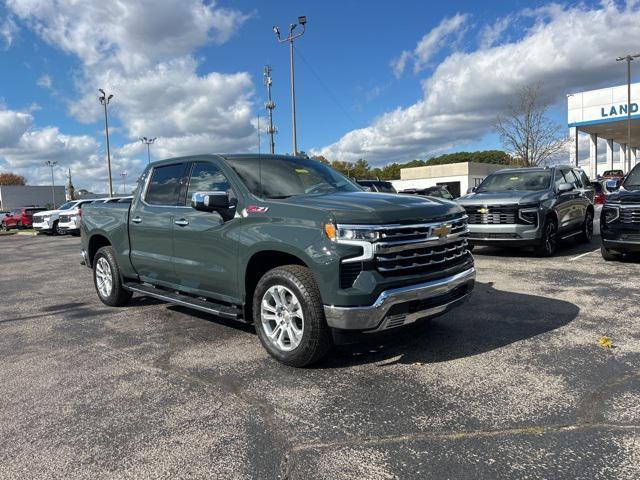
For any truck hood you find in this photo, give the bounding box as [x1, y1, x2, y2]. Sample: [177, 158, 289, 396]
[457, 190, 549, 206]
[607, 187, 640, 204]
[33, 209, 62, 218]
[282, 191, 463, 224]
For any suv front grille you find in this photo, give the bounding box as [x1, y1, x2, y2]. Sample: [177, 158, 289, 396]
[620, 207, 640, 224]
[375, 238, 469, 277]
[465, 205, 517, 224]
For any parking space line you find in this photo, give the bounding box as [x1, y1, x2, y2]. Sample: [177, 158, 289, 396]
[569, 249, 600, 262]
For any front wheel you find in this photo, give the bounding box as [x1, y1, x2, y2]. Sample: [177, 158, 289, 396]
[536, 217, 558, 257]
[578, 210, 594, 243]
[253, 265, 332, 367]
[601, 246, 622, 262]
[93, 246, 132, 307]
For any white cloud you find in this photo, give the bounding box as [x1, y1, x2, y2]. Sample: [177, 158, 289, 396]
[392, 13, 468, 78]
[479, 15, 512, 49]
[0, 109, 32, 146]
[315, 2, 640, 164]
[36, 74, 52, 89]
[0, 15, 18, 49]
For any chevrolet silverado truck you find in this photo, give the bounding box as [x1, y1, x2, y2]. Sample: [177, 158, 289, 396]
[601, 163, 640, 260]
[456, 166, 594, 256]
[81, 154, 475, 366]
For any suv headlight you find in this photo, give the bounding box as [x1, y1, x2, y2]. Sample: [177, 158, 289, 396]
[517, 204, 539, 225]
[602, 205, 620, 224]
[43, 216, 51, 222]
[324, 224, 379, 242]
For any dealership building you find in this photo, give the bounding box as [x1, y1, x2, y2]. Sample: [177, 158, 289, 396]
[568, 82, 640, 178]
[0, 185, 66, 211]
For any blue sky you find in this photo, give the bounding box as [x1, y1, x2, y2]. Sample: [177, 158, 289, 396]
[0, 0, 638, 191]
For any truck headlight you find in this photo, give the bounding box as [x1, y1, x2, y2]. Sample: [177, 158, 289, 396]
[517, 207, 539, 225]
[602, 205, 620, 224]
[324, 224, 379, 242]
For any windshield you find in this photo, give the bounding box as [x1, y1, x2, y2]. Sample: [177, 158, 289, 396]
[477, 171, 551, 193]
[623, 164, 640, 190]
[228, 157, 362, 199]
[58, 201, 76, 210]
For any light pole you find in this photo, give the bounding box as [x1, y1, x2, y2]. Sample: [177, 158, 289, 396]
[140, 137, 156, 164]
[263, 65, 277, 154]
[273, 15, 307, 155]
[616, 53, 640, 172]
[45, 160, 57, 208]
[120, 171, 128, 194]
[98, 89, 114, 197]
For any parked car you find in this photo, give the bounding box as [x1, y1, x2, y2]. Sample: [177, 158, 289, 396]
[592, 181, 606, 205]
[81, 154, 475, 367]
[456, 166, 594, 256]
[32, 200, 94, 235]
[600, 163, 640, 260]
[56, 199, 106, 236]
[356, 180, 397, 193]
[402, 186, 454, 200]
[1, 207, 47, 230]
[601, 169, 625, 180]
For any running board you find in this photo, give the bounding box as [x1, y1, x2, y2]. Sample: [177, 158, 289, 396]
[123, 282, 242, 320]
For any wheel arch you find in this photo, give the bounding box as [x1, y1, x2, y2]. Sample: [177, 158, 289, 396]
[87, 234, 112, 268]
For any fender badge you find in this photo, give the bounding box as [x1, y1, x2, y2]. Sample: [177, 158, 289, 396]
[246, 205, 269, 214]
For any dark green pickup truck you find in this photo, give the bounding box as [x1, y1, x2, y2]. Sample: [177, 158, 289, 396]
[81, 154, 475, 366]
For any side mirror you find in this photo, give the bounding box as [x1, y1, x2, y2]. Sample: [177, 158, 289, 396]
[606, 179, 621, 191]
[361, 186, 373, 192]
[191, 191, 231, 212]
[558, 182, 574, 193]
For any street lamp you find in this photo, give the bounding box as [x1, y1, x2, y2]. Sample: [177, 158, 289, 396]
[98, 89, 114, 197]
[273, 15, 307, 155]
[616, 53, 640, 172]
[140, 136, 157, 164]
[45, 160, 57, 208]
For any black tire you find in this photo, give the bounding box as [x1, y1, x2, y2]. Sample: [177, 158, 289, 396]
[16, 221, 22, 230]
[536, 216, 558, 257]
[601, 245, 621, 262]
[51, 220, 60, 236]
[0, 222, 7, 232]
[253, 265, 332, 367]
[93, 246, 132, 307]
[578, 209, 594, 243]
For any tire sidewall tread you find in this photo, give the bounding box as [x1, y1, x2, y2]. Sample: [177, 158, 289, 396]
[93, 246, 132, 307]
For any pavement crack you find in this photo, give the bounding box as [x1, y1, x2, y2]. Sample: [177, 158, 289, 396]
[576, 367, 640, 425]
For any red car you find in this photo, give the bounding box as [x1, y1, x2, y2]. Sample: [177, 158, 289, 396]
[1, 207, 47, 230]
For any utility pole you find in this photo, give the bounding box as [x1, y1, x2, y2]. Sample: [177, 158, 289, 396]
[273, 15, 307, 155]
[45, 160, 57, 208]
[263, 65, 277, 154]
[616, 53, 640, 172]
[140, 137, 156, 164]
[98, 89, 114, 197]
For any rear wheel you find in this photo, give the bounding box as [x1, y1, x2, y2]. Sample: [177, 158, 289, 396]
[536, 217, 558, 257]
[578, 210, 594, 243]
[253, 265, 332, 367]
[601, 246, 622, 262]
[93, 246, 132, 307]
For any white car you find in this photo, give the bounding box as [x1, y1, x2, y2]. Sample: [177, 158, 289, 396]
[32, 200, 91, 235]
[57, 198, 116, 235]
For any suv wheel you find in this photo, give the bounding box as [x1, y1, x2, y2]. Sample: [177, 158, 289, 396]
[0, 222, 7, 232]
[52, 220, 61, 236]
[536, 217, 558, 257]
[601, 246, 622, 262]
[253, 265, 332, 367]
[578, 210, 594, 243]
[93, 246, 132, 307]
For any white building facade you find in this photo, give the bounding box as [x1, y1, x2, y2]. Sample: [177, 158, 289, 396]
[568, 82, 640, 178]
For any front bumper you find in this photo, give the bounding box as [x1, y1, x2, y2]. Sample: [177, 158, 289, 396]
[466, 223, 541, 246]
[58, 221, 80, 231]
[324, 267, 475, 331]
[32, 221, 52, 231]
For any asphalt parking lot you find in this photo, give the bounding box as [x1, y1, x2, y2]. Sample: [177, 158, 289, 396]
[1, 231, 639, 479]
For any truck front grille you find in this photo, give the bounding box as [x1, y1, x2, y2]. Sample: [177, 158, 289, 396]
[340, 262, 362, 289]
[375, 238, 469, 277]
[465, 205, 517, 224]
[620, 207, 640, 224]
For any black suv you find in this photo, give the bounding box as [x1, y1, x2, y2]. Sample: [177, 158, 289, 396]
[456, 166, 595, 256]
[601, 163, 640, 260]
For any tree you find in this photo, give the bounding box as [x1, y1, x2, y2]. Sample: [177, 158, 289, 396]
[495, 84, 567, 167]
[0, 173, 26, 185]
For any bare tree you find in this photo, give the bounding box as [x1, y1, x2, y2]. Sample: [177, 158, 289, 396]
[495, 84, 567, 167]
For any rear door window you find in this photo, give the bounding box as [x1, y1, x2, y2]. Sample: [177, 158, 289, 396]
[145, 163, 187, 206]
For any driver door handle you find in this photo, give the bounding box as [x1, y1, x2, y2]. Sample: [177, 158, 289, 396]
[131, 216, 142, 224]
[174, 219, 189, 226]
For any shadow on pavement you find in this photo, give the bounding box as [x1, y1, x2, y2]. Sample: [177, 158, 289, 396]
[472, 235, 601, 259]
[321, 281, 580, 368]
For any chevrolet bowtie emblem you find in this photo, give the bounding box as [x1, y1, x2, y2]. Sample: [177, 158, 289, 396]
[478, 207, 489, 214]
[432, 224, 452, 239]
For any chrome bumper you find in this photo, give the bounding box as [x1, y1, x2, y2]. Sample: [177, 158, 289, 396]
[324, 267, 475, 331]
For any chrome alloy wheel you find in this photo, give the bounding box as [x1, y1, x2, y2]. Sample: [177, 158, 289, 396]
[260, 285, 304, 352]
[95, 257, 113, 298]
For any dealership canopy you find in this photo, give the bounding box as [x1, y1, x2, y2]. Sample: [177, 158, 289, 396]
[568, 82, 640, 179]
